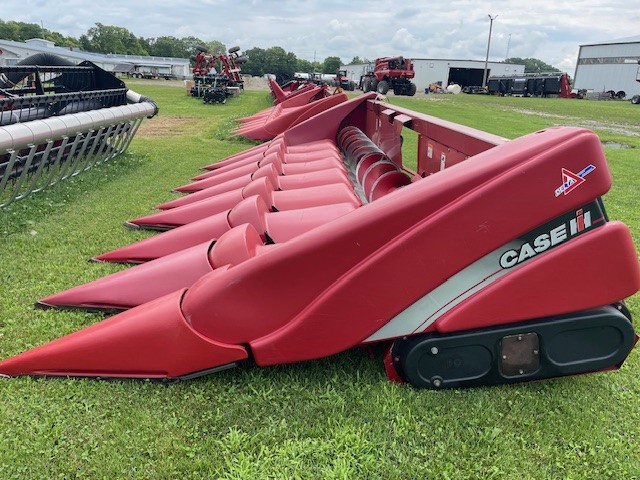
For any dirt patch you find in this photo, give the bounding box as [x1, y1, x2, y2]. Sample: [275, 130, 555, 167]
[242, 76, 270, 90]
[601, 141, 631, 149]
[129, 79, 184, 88]
[136, 116, 206, 138]
[493, 104, 640, 138]
[128, 76, 270, 91]
[578, 120, 640, 138]
[506, 107, 569, 120]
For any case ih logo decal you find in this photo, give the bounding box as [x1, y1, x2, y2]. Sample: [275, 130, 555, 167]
[500, 206, 598, 269]
[554, 164, 596, 197]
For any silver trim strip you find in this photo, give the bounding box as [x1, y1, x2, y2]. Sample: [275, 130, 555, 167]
[365, 240, 521, 342]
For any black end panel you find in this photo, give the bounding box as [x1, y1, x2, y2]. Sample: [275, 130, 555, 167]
[77, 61, 126, 91]
[392, 305, 636, 389]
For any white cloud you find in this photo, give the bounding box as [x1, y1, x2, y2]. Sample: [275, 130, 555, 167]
[391, 28, 416, 50]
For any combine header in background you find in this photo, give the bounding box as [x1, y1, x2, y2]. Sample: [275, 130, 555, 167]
[231, 79, 340, 141]
[486, 72, 575, 98]
[485, 72, 634, 100]
[0, 54, 157, 208]
[189, 46, 247, 104]
[360, 56, 417, 96]
[1, 93, 638, 389]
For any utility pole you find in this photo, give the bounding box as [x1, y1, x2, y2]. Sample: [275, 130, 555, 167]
[505, 33, 512, 60]
[482, 14, 498, 89]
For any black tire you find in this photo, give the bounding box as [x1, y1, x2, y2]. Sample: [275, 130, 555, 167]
[234, 55, 248, 64]
[362, 78, 371, 92]
[196, 45, 208, 53]
[631, 95, 640, 105]
[377, 80, 388, 94]
[408, 83, 417, 96]
[606, 90, 616, 99]
[616, 90, 626, 100]
[349, 81, 356, 91]
[229, 46, 240, 54]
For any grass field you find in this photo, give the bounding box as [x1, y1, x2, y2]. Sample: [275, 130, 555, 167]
[0, 82, 639, 479]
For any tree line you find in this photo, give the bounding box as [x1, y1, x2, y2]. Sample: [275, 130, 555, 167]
[0, 19, 368, 79]
[505, 57, 560, 73]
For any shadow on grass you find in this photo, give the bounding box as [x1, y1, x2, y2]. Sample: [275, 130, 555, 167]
[0, 152, 149, 237]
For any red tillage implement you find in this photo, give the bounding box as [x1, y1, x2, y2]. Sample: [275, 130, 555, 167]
[1, 93, 638, 389]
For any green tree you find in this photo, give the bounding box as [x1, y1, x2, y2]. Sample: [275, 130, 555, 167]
[243, 47, 267, 76]
[44, 30, 80, 48]
[79, 23, 148, 55]
[138, 37, 152, 55]
[265, 46, 297, 82]
[148, 36, 183, 57]
[0, 19, 77, 47]
[0, 20, 22, 41]
[349, 56, 370, 65]
[0, 20, 46, 41]
[322, 56, 342, 74]
[296, 58, 321, 74]
[243, 46, 296, 81]
[505, 57, 561, 73]
[15, 21, 44, 40]
[206, 40, 228, 56]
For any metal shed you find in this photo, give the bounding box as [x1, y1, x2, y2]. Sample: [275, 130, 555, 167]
[574, 35, 640, 98]
[0, 38, 190, 79]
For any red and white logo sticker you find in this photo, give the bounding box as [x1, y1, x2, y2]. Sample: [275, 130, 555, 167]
[554, 164, 596, 197]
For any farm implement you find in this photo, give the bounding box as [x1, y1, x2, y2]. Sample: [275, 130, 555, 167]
[267, 77, 323, 105]
[189, 46, 246, 103]
[0, 54, 157, 207]
[234, 84, 343, 141]
[360, 56, 417, 96]
[0, 92, 638, 389]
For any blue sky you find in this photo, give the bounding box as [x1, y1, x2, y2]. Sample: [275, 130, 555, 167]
[6, 0, 640, 73]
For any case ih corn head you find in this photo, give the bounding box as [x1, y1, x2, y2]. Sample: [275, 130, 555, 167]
[190, 46, 246, 103]
[0, 93, 638, 390]
[235, 82, 341, 141]
[360, 56, 417, 96]
[0, 54, 157, 207]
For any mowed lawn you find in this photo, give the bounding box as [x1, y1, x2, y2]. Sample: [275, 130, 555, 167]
[0, 81, 638, 479]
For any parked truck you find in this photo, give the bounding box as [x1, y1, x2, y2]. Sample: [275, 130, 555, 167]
[360, 56, 417, 96]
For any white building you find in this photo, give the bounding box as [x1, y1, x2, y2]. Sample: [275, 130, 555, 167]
[340, 58, 525, 92]
[574, 36, 640, 98]
[0, 38, 190, 79]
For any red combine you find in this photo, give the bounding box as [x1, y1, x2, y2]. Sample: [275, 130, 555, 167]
[360, 56, 417, 96]
[0, 94, 638, 389]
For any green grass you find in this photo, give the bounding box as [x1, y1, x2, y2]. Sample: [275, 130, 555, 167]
[0, 84, 639, 479]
